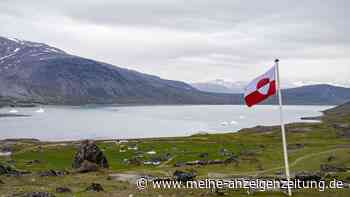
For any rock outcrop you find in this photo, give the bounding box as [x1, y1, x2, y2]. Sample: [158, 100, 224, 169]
[173, 170, 196, 182]
[76, 160, 99, 173]
[0, 36, 237, 106]
[72, 140, 108, 169]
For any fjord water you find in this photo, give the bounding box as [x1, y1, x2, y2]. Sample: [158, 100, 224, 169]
[0, 105, 331, 141]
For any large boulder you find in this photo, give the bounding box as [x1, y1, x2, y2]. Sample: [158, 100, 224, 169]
[76, 160, 99, 173]
[72, 140, 108, 169]
[173, 170, 196, 183]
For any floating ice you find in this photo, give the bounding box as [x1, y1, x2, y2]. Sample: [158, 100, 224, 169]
[9, 109, 18, 113]
[221, 121, 229, 126]
[230, 120, 238, 125]
[239, 115, 246, 119]
[35, 108, 45, 113]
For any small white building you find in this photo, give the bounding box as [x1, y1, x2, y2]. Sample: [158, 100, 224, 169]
[152, 161, 161, 166]
[143, 161, 161, 166]
[147, 150, 156, 155]
[128, 146, 138, 150]
[115, 140, 129, 145]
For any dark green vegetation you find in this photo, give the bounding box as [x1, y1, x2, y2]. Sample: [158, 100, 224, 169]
[0, 103, 350, 196]
[1, 36, 350, 106]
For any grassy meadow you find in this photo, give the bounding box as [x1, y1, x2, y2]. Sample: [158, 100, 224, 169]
[0, 104, 350, 196]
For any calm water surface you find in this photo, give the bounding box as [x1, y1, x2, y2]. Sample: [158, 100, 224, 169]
[0, 105, 332, 141]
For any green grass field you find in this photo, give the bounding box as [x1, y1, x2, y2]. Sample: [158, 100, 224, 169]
[0, 105, 350, 196]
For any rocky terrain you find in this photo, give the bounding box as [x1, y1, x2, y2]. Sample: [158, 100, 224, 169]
[1, 36, 350, 106]
[0, 36, 239, 106]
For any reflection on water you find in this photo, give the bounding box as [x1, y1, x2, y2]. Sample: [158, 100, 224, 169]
[0, 105, 332, 141]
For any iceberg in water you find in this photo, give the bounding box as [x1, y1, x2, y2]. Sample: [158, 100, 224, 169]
[35, 108, 45, 113]
[221, 121, 229, 126]
[230, 120, 238, 125]
[9, 109, 18, 113]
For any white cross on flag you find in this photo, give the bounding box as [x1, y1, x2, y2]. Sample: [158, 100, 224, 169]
[244, 66, 276, 107]
[243, 60, 293, 196]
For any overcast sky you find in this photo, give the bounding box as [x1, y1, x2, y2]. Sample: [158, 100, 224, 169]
[0, 0, 349, 84]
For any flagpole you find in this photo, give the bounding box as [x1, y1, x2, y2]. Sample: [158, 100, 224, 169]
[275, 59, 292, 196]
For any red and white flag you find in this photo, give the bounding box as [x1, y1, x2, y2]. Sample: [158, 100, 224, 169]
[244, 66, 276, 107]
[244, 60, 292, 196]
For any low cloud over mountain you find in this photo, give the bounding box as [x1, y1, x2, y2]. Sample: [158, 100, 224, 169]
[1, 37, 350, 106]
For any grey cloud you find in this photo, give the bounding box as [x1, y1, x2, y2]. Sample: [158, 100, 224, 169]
[0, 0, 349, 83]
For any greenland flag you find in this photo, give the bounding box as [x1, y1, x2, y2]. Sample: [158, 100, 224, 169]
[244, 66, 276, 107]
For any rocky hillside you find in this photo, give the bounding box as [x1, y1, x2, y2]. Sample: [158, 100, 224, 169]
[1, 36, 349, 106]
[268, 84, 350, 105]
[0, 37, 237, 105]
[324, 101, 350, 116]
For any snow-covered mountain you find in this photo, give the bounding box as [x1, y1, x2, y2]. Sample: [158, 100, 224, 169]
[192, 79, 350, 94]
[1, 36, 350, 106]
[191, 80, 247, 94]
[292, 80, 350, 88]
[0, 36, 236, 105]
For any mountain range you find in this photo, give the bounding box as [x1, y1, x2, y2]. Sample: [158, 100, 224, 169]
[191, 80, 247, 94]
[191, 79, 350, 94]
[0, 36, 350, 106]
[0, 37, 237, 105]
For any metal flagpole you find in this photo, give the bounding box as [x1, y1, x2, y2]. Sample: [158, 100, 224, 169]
[275, 59, 292, 196]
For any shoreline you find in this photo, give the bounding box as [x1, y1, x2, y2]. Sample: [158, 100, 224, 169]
[0, 104, 330, 142]
[0, 102, 349, 196]
[0, 103, 336, 109]
[0, 113, 31, 118]
[0, 119, 323, 144]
